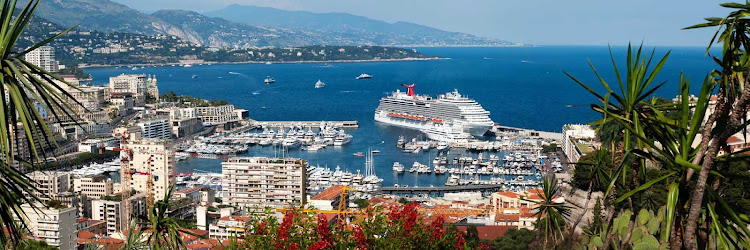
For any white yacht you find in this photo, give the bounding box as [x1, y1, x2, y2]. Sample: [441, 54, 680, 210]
[315, 79, 326, 88]
[264, 76, 275, 84]
[392, 162, 405, 173]
[420, 123, 472, 143]
[356, 73, 372, 79]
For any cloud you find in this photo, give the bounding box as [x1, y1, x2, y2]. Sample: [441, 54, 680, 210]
[213, 0, 301, 11]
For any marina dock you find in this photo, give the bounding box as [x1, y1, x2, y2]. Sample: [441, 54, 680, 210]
[380, 184, 505, 196]
[249, 119, 359, 128]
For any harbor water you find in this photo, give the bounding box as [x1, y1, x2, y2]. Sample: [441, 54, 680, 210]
[86, 46, 716, 188]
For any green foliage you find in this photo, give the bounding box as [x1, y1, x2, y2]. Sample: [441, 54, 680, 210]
[100, 194, 122, 202]
[15, 238, 57, 250]
[353, 198, 369, 208]
[523, 174, 571, 246]
[214, 197, 222, 203]
[542, 143, 558, 153]
[137, 185, 203, 249]
[0, 0, 83, 246]
[716, 160, 750, 214]
[466, 225, 480, 249]
[571, 149, 614, 192]
[57, 65, 90, 79]
[160, 91, 228, 107]
[488, 228, 536, 250]
[223, 204, 469, 249]
[584, 208, 665, 249]
[39, 150, 119, 170]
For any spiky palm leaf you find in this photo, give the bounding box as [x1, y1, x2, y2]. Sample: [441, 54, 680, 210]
[0, 0, 80, 246]
[523, 174, 571, 245]
[137, 185, 202, 249]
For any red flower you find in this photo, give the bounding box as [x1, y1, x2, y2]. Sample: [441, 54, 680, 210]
[353, 225, 368, 250]
[275, 211, 296, 249]
[455, 231, 466, 250]
[430, 216, 445, 241]
[316, 214, 332, 246]
[309, 240, 329, 250]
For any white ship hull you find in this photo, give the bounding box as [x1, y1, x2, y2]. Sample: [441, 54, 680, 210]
[375, 111, 490, 137]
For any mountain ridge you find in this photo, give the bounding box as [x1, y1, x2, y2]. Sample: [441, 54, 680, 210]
[21, 0, 518, 48]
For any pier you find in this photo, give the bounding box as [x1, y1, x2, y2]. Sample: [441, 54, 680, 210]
[380, 184, 505, 196]
[249, 119, 359, 128]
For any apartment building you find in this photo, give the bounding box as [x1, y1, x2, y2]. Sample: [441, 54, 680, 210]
[73, 175, 114, 198]
[25, 45, 58, 72]
[109, 74, 156, 106]
[28, 171, 71, 201]
[208, 215, 251, 240]
[222, 157, 307, 210]
[195, 105, 239, 125]
[561, 124, 598, 164]
[91, 193, 146, 236]
[21, 203, 77, 250]
[120, 137, 175, 200]
[135, 118, 171, 139]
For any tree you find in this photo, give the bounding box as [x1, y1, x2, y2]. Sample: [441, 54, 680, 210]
[0, 0, 80, 246]
[524, 174, 571, 247]
[465, 225, 480, 249]
[489, 228, 536, 250]
[137, 186, 202, 249]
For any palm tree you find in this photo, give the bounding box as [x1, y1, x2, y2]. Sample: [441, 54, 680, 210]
[137, 186, 202, 249]
[524, 174, 571, 247]
[0, 0, 79, 246]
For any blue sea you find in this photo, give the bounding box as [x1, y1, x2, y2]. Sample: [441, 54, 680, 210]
[86, 46, 717, 187]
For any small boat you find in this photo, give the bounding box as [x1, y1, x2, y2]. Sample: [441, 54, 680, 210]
[131, 67, 138, 70]
[353, 152, 365, 157]
[183, 64, 193, 67]
[392, 162, 404, 173]
[372, 150, 380, 154]
[356, 73, 372, 80]
[315, 79, 326, 88]
[264, 76, 275, 84]
[192, 75, 198, 79]
[323, 63, 334, 68]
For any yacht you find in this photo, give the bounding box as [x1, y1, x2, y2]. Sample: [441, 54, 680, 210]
[264, 76, 275, 84]
[356, 73, 373, 80]
[333, 134, 352, 146]
[315, 79, 326, 89]
[281, 138, 300, 148]
[392, 162, 405, 173]
[420, 123, 472, 143]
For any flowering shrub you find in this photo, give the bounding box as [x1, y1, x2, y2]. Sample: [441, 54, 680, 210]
[224, 204, 471, 249]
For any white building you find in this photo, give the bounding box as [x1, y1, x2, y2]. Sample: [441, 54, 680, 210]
[28, 171, 71, 201]
[21, 203, 77, 250]
[135, 118, 171, 139]
[195, 105, 239, 125]
[222, 157, 307, 210]
[562, 124, 598, 164]
[91, 193, 146, 236]
[120, 137, 175, 201]
[25, 46, 58, 72]
[109, 74, 157, 106]
[73, 175, 114, 198]
[208, 215, 251, 240]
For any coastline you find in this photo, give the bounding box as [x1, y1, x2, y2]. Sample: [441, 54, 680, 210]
[78, 57, 447, 69]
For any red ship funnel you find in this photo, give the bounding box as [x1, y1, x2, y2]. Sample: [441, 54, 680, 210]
[401, 84, 416, 96]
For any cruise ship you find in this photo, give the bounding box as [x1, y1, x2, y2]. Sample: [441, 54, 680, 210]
[374, 84, 494, 136]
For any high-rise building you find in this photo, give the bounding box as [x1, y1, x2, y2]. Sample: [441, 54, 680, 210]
[20, 203, 77, 250]
[24, 46, 58, 72]
[120, 137, 175, 202]
[222, 157, 307, 210]
[135, 118, 171, 139]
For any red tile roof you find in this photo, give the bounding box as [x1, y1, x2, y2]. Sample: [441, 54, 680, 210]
[495, 214, 520, 222]
[455, 225, 515, 240]
[496, 191, 519, 198]
[311, 185, 344, 201]
[78, 231, 123, 249]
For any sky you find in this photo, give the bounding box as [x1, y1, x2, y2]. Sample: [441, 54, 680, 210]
[113, 0, 727, 46]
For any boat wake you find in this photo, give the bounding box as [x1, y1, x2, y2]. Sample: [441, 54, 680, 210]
[521, 60, 533, 63]
[340, 90, 357, 93]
